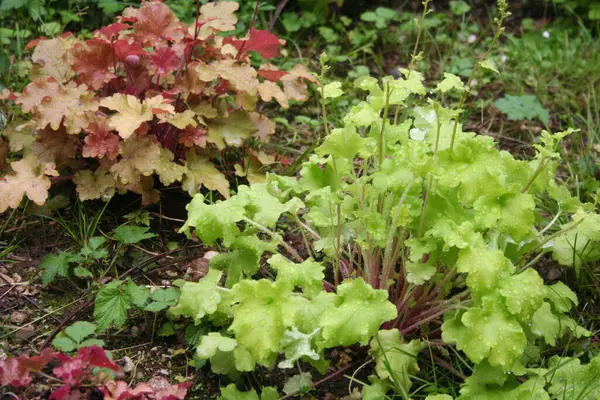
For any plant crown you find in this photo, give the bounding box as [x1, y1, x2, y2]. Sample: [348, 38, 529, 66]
[172, 63, 600, 398]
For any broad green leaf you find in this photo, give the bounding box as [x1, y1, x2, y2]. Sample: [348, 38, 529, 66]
[180, 193, 246, 245]
[210, 234, 277, 287]
[268, 254, 325, 298]
[94, 279, 149, 329]
[51, 335, 77, 352]
[551, 211, 600, 273]
[456, 246, 515, 296]
[544, 281, 578, 313]
[283, 372, 312, 395]
[370, 329, 424, 390]
[219, 384, 260, 400]
[125, 279, 150, 307]
[229, 279, 304, 366]
[219, 384, 278, 400]
[316, 126, 373, 160]
[479, 59, 500, 75]
[79, 338, 105, 348]
[39, 251, 73, 287]
[547, 355, 600, 400]
[207, 110, 257, 149]
[219, 385, 277, 400]
[344, 102, 381, 127]
[64, 321, 97, 344]
[278, 327, 321, 368]
[169, 269, 223, 324]
[323, 82, 344, 99]
[436, 73, 466, 93]
[530, 301, 560, 345]
[196, 332, 237, 358]
[458, 375, 549, 400]
[406, 260, 437, 285]
[150, 287, 180, 303]
[319, 278, 397, 347]
[450, 0, 471, 15]
[237, 183, 304, 228]
[493, 94, 549, 125]
[182, 149, 230, 198]
[471, 360, 509, 386]
[375, 7, 397, 20]
[497, 269, 545, 322]
[73, 267, 93, 279]
[80, 237, 108, 259]
[442, 295, 526, 368]
[0, 0, 27, 11]
[362, 375, 393, 400]
[113, 225, 156, 244]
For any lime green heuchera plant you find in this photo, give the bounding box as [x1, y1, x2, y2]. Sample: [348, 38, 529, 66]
[169, 2, 600, 399]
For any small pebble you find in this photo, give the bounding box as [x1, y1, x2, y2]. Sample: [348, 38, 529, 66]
[11, 311, 27, 324]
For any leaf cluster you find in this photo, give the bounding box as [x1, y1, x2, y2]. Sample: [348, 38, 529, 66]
[177, 67, 600, 398]
[0, 345, 188, 399]
[0, 0, 315, 213]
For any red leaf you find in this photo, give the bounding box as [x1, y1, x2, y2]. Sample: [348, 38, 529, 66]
[119, 16, 137, 24]
[178, 126, 207, 147]
[49, 386, 81, 400]
[277, 154, 291, 166]
[77, 346, 120, 371]
[83, 122, 120, 160]
[125, 1, 187, 46]
[18, 348, 56, 372]
[69, 39, 116, 89]
[134, 122, 150, 136]
[53, 357, 88, 386]
[102, 381, 153, 400]
[258, 69, 288, 82]
[0, 357, 31, 387]
[113, 40, 146, 62]
[99, 23, 129, 39]
[229, 28, 282, 59]
[26, 36, 47, 50]
[147, 377, 189, 400]
[150, 47, 180, 75]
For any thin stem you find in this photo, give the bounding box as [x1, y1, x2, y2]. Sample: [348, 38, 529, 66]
[400, 304, 466, 334]
[278, 362, 357, 400]
[417, 118, 442, 238]
[407, 0, 432, 77]
[449, 4, 510, 152]
[242, 217, 303, 262]
[522, 157, 547, 193]
[378, 83, 391, 170]
[294, 215, 315, 259]
[382, 181, 415, 285]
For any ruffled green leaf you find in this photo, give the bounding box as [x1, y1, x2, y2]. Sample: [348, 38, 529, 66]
[169, 269, 223, 324]
[370, 329, 424, 390]
[229, 279, 306, 366]
[442, 295, 526, 369]
[268, 254, 325, 298]
[320, 278, 397, 347]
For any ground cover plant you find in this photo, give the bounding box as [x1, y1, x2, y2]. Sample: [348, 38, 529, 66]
[1, 0, 600, 399]
[0, 0, 314, 210]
